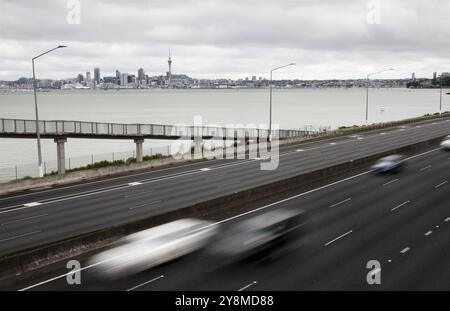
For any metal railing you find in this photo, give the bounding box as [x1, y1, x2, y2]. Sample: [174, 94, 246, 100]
[0, 118, 318, 139]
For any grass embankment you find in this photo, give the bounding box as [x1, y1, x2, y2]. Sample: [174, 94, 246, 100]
[337, 112, 450, 135]
[8, 154, 168, 183]
[44, 153, 167, 177]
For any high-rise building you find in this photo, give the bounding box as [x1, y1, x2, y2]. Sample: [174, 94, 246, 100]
[168, 49, 172, 87]
[86, 72, 91, 82]
[115, 70, 121, 85]
[120, 73, 129, 86]
[433, 72, 437, 80]
[411, 73, 416, 81]
[77, 74, 84, 83]
[138, 68, 145, 84]
[94, 67, 101, 85]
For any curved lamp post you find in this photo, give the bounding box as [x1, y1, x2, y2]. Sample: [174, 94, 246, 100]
[32, 45, 67, 177]
[365, 68, 394, 125]
[269, 63, 295, 141]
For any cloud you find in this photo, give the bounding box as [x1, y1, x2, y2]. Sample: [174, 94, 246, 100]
[0, 0, 449, 80]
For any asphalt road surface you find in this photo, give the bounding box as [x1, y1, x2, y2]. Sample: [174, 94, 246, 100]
[0, 118, 449, 258]
[1, 140, 449, 290]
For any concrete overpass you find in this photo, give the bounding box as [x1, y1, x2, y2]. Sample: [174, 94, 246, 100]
[0, 118, 316, 175]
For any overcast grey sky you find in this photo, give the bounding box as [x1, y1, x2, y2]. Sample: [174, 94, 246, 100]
[1, 0, 449, 80]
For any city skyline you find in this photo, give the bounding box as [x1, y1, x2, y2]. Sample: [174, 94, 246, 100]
[2, 50, 449, 86]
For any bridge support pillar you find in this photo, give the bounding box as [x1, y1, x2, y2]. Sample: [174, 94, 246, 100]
[257, 136, 260, 158]
[192, 136, 203, 159]
[134, 139, 144, 163]
[245, 132, 249, 159]
[234, 131, 238, 159]
[223, 135, 227, 160]
[54, 137, 67, 175]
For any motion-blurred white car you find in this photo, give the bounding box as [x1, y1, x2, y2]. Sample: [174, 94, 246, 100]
[441, 136, 450, 150]
[88, 219, 219, 280]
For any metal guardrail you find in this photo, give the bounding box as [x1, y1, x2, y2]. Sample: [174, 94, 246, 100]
[0, 118, 318, 139]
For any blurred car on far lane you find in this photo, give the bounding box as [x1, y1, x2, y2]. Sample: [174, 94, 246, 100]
[88, 218, 219, 280]
[208, 208, 308, 264]
[441, 136, 450, 150]
[371, 155, 405, 174]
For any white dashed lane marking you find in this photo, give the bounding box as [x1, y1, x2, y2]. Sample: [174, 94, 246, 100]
[329, 198, 352, 208]
[238, 281, 258, 292]
[400, 247, 410, 254]
[324, 230, 353, 246]
[391, 201, 410, 212]
[420, 165, 432, 171]
[0, 230, 42, 243]
[23, 202, 42, 208]
[0, 214, 48, 226]
[383, 179, 399, 187]
[126, 275, 165, 291]
[128, 201, 162, 210]
[435, 181, 448, 189]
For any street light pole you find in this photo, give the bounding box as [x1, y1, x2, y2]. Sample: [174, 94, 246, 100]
[365, 74, 370, 125]
[365, 68, 394, 126]
[440, 74, 443, 116]
[269, 63, 295, 141]
[32, 45, 67, 177]
[269, 69, 273, 141]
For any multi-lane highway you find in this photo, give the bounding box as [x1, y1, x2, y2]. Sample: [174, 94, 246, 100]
[1, 138, 449, 290]
[0, 118, 449, 260]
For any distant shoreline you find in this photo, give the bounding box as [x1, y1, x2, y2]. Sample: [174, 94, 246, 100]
[2, 86, 446, 93]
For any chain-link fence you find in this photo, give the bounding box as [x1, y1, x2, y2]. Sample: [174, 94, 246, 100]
[0, 144, 177, 183]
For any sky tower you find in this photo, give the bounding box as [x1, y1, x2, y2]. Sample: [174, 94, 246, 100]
[168, 49, 172, 87]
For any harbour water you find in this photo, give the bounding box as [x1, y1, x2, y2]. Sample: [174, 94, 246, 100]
[0, 88, 447, 178]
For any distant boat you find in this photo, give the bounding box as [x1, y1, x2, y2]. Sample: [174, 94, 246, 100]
[446, 92, 450, 95]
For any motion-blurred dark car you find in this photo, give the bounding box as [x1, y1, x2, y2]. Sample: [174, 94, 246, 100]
[371, 155, 405, 174]
[209, 208, 307, 264]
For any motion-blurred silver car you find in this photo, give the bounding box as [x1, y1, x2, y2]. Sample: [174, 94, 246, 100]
[208, 208, 307, 264]
[441, 136, 450, 150]
[88, 219, 219, 280]
[371, 155, 405, 174]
